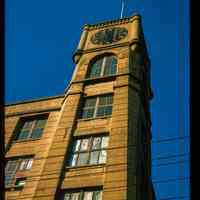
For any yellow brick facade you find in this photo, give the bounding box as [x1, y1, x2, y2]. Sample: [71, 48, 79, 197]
[5, 14, 155, 200]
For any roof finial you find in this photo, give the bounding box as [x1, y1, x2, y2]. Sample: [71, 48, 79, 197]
[120, 0, 125, 19]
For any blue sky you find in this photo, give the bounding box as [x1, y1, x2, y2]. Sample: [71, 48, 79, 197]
[5, 0, 190, 199]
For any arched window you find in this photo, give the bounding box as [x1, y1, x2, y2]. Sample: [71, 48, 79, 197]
[87, 55, 117, 78]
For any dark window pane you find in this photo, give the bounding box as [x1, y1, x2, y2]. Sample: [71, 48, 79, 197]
[104, 56, 117, 76]
[89, 151, 100, 164]
[105, 106, 112, 115]
[15, 178, 26, 187]
[35, 119, 47, 128]
[84, 98, 96, 107]
[17, 130, 29, 140]
[98, 96, 107, 105]
[77, 152, 89, 166]
[22, 121, 33, 129]
[31, 128, 43, 139]
[99, 95, 113, 105]
[5, 160, 19, 185]
[73, 140, 81, 152]
[88, 59, 103, 78]
[82, 108, 95, 119]
[96, 106, 112, 117]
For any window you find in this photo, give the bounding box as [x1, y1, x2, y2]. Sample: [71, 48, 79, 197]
[87, 55, 117, 79]
[15, 116, 47, 141]
[69, 135, 109, 167]
[81, 95, 113, 119]
[15, 178, 26, 188]
[5, 157, 33, 186]
[63, 188, 102, 200]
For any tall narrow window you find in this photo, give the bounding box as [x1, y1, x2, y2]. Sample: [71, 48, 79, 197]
[63, 188, 103, 200]
[87, 55, 117, 79]
[81, 94, 113, 119]
[5, 157, 34, 186]
[69, 135, 109, 167]
[15, 116, 48, 141]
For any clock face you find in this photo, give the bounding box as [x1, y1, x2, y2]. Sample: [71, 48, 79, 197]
[91, 27, 128, 45]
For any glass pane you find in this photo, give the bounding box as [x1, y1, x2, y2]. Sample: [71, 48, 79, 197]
[98, 96, 107, 105]
[92, 137, 102, 150]
[84, 98, 96, 107]
[89, 59, 103, 78]
[19, 160, 26, 170]
[99, 150, 107, 164]
[96, 107, 105, 117]
[93, 191, 102, 200]
[70, 154, 78, 166]
[6, 160, 19, 171]
[22, 121, 33, 129]
[104, 56, 117, 76]
[83, 191, 93, 200]
[26, 159, 33, 169]
[96, 106, 112, 117]
[5, 160, 19, 185]
[71, 192, 80, 200]
[31, 128, 43, 139]
[64, 193, 71, 200]
[74, 140, 81, 152]
[35, 119, 47, 128]
[82, 108, 95, 119]
[5, 175, 14, 185]
[15, 178, 26, 187]
[106, 95, 113, 104]
[17, 130, 29, 140]
[105, 106, 112, 115]
[101, 136, 109, 148]
[80, 139, 89, 151]
[77, 153, 89, 166]
[99, 95, 113, 105]
[89, 151, 100, 165]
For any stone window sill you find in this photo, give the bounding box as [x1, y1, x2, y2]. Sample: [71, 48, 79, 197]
[65, 163, 105, 170]
[77, 115, 111, 122]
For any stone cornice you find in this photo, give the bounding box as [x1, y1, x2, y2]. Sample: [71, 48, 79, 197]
[5, 106, 61, 118]
[5, 94, 64, 107]
[72, 40, 145, 63]
[84, 14, 141, 31]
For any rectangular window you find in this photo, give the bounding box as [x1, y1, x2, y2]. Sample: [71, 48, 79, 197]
[15, 116, 48, 141]
[69, 135, 109, 167]
[63, 188, 102, 200]
[81, 95, 113, 119]
[5, 157, 33, 186]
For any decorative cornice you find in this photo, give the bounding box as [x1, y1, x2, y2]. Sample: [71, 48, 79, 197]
[5, 106, 61, 117]
[5, 94, 64, 107]
[72, 40, 145, 64]
[86, 14, 141, 31]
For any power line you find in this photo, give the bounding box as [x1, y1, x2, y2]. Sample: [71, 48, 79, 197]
[152, 177, 189, 184]
[152, 136, 190, 144]
[152, 160, 189, 167]
[159, 196, 189, 200]
[152, 153, 189, 160]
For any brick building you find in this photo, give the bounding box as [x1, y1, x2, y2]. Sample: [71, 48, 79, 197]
[5, 14, 155, 200]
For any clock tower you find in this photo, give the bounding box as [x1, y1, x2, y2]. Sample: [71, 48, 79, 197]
[5, 14, 155, 200]
[58, 14, 154, 199]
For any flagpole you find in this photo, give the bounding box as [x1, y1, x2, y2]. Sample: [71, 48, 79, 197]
[120, 0, 125, 19]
